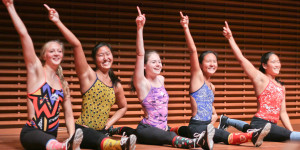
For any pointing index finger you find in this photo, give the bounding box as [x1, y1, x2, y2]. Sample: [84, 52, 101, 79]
[180, 11, 184, 18]
[137, 6, 142, 16]
[44, 4, 51, 10]
[225, 21, 229, 29]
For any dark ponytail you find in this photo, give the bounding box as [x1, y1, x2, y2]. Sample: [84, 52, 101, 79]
[259, 52, 283, 85]
[92, 42, 120, 87]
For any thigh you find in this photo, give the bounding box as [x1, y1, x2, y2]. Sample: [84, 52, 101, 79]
[120, 127, 137, 136]
[188, 124, 207, 138]
[250, 117, 291, 142]
[264, 124, 291, 142]
[20, 125, 56, 150]
[136, 123, 176, 145]
[75, 124, 107, 149]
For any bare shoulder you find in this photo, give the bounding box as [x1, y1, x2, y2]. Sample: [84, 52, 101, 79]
[158, 75, 165, 83]
[211, 83, 216, 92]
[114, 82, 123, 93]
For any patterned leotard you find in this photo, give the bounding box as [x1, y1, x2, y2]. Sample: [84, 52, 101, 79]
[26, 74, 64, 134]
[255, 80, 284, 123]
[141, 82, 169, 130]
[76, 75, 115, 130]
[190, 82, 214, 121]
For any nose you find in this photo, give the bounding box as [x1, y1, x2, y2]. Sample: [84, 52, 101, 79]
[54, 50, 59, 55]
[103, 54, 108, 60]
[156, 62, 161, 67]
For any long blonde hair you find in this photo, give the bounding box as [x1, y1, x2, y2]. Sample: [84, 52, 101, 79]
[40, 40, 70, 96]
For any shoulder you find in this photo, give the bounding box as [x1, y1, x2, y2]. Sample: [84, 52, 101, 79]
[282, 85, 286, 92]
[158, 75, 165, 83]
[114, 82, 124, 93]
[210, 83, 216, 93]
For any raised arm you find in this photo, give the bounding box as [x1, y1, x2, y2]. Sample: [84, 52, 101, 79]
[133, 6, 149, 99]
[180, 12, 204, 91]
[44, 4, 94, 92]
[3, 0, 39, 69]
[223, 21, 263, 83]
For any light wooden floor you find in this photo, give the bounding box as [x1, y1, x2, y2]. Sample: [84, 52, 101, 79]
[1, 124, 300, 150]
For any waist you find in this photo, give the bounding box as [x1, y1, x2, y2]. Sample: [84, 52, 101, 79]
[255, 110, 280, 124]
[189, 117, 211, 126]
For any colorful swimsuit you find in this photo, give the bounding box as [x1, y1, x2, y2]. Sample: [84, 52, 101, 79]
[190, 82, 214, 121]
[141, 82, 169, 130]
[255, 80, 284, 123]
[26, 74, 64, 134]
[76, 75, 115, 130]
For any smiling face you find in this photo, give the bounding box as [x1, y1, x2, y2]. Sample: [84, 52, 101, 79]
[42, 41, 64, 67]
[144, 52, 162, 77]
[95, 46, 113, 71]
[263, 54, 281, 76]
[200, 53, 218, 77]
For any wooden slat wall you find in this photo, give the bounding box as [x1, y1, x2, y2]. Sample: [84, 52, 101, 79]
[0, 0, 300, 128]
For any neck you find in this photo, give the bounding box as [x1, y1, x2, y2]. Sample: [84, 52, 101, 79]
[204, 74, 211, 81]
[44, 64, 58, 79]
[265, 74, 276, 80]
[145, 73, 158, 81]
[97, 69, 109, 77]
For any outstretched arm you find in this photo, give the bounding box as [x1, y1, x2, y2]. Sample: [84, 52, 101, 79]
[133, 6, 148, 99]
[180, 12, 202, 76]
[3, 0, 38, 68]
[180, 12, 204, 92]
[223, 21, 262, 82]
[44, 4, 94, 93]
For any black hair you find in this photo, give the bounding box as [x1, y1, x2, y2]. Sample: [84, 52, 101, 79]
[92, 42, 120, 87]
[198, 50, 218, 64]
[259, 52, 283, 85]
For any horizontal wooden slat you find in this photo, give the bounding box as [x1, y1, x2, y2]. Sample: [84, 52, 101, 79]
[1, 0, 300, 128]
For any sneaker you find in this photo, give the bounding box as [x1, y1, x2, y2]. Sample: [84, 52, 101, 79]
[120, 132, 137, 150]
[248, 123, 271, 147]
[67, 128, 83, 150]
[218, 114, 229, 130]
[193, 131, 206, 148]
[195, 124, 215, 150]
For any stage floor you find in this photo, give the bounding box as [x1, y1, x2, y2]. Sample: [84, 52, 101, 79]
[1, 124, 300, 150]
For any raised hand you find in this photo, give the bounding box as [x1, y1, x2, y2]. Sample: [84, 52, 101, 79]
[136, 6, 146, 29]
[223, 21, 232, 39]
[180, 11, 189, 28]
[44, 4, 60, 23]
[2, 0, 13, 7]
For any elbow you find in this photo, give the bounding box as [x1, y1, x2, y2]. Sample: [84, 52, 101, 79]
[73, 41, 82, 48]
[136, 52, 145, 57]
[123, 105, 128, 112]
[19, 30, 29, 38]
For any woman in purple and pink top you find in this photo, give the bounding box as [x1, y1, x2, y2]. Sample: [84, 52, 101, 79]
[130, 6, 210, 149]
